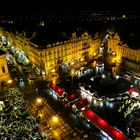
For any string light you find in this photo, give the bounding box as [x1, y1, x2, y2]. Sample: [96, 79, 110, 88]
[0, 88, 46, 139]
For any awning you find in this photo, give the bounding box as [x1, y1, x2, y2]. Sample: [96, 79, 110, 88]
[54, 87, 64, 97]
[49, 83, 57, 90]
[128, 89, 139, 97]
[76, 99, 89, 110]
[82, 109, 129, 140]
[128, 89, 135, 94]
[49, 83, 64, 97]
[67, 92, 79, 102]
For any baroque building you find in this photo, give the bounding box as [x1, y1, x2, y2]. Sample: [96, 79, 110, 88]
[1, 29, 101, 80]
[1, 26, 139, 80]
[108, 33, 140, 72]
[0, 50, 11, 83]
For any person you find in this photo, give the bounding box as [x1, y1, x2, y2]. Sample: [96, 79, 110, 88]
[36, 116, 41, 123]
[73, 132, 77, 137]
[34, 109, 39, 117]
[57, 111, 62, 115]
[84, 134, 88, 139]
[38, 102, 44, 110]
[36, 88, 38, 94]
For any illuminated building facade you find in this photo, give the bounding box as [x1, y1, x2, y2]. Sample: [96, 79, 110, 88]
[0, 50, 11, 82]
[108, 33, 140, 72]
[2, 30, 101, 79]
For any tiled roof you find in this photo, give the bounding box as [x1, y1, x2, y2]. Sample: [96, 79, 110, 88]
[30, 30, 68, 47]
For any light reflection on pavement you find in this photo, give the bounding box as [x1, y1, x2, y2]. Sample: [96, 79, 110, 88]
[24, 86, 86, 140]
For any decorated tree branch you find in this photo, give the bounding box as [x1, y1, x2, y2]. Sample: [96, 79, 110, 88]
[0, 88, 47, 139]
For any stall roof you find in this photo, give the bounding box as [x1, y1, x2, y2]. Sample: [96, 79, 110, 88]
[82, 76, 132, 97]
[49, 83, 64, 97]
[128, 88, 139, 97]
[82, 109, 129, 140]
[67, 92, 79, 102]
[75, 99, 89, 110]
[49, 83, 57, 90]
[54, 87, 64, 97]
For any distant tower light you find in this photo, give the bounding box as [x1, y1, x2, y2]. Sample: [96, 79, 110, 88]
[122, 15, 126, 18]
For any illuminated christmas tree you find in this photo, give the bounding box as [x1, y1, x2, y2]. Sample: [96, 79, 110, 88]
[0, 88, 47, 139]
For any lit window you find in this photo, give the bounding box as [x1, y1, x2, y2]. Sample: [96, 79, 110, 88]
[2, 66, 5, 73]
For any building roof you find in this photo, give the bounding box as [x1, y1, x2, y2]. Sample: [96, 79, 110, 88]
[2, 10, 140, 50]
[75, 99, 89, 110]
[82, 109, 129, 140]
[54, 87, 64, 97]
[0, 50, 6, 55]
[30, 30, 69, 47]
[67, 92, 79, 102]
[49, 83, 64, 97]
[82, 75, 132, 97]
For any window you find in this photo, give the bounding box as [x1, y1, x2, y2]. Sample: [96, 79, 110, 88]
[40, 53, 42, 57]
[2, 66, 5, 73]
[49, 51, 52, 55]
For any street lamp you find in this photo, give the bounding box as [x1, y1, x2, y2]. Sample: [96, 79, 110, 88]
[112, 52, 116, 56]
[51, 69, 55, 73]
[51, 116, 59, 124]
[52, 116, 59, 123]
[7, 79, 12, 84]
[50, 69, 58, 84]
[42, 71, 46, 80]
[36, 98, 44, 110]
[36, 98, 42, 104]
[25, 59, 29, 64]
[54, 131, 59, 137]
[39, 113, 43, 117]
[71, 61, 74, 65]
[71, 69, 75, 87]
[7, 79, 12, 88]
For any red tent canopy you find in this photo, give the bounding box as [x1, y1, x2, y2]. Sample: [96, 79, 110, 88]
[49, 83, 64, 97]
[82, 109, 129, 140]
[128, 89, 135, 94]
[49, 83, 57, 90]
[76, 99, 89, 110]
[67, 92, 79, 102]
[54, 87, 64, 97]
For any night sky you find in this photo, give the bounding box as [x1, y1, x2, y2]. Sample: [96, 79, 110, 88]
[1, 0, 140, 50]
[0, 0, 139, 16]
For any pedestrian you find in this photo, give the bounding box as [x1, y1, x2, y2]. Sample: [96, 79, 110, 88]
[36, 116, 41, 123]
[83, 134, 88, 139]
[35, 109, 38, 117]
[73, 132, 77, 137]
[36, 88, 38, 94]
[57, 111, 62, 115]
[39, 102, 44, 110]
